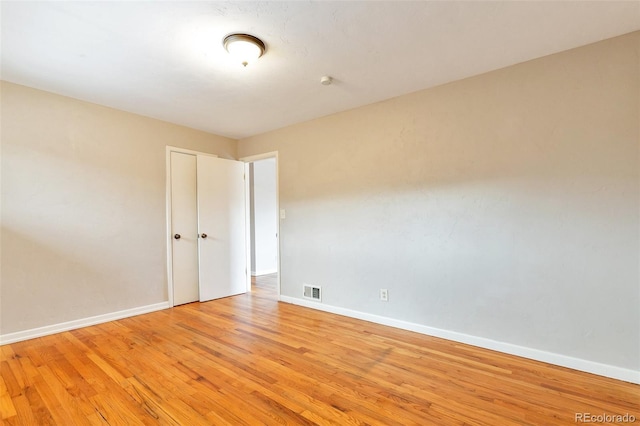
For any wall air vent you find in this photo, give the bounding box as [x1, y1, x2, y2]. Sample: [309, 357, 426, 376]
[303, 284, 321, 301]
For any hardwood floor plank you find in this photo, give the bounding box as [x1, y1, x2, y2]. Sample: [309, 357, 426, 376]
[1, 274, 638, 425]
[176, 358, 303, 425]
[0, 382, 17, 420]
[31, 372, 75, 425]
[124, 376, 185, 425]
[89, 392, 147, 426]
[0, 361, 22, 400]
[4, 394, 35, 425]
[37, 364, 93, 422]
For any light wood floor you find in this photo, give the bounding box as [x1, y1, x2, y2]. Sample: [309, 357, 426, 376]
[1, 274, 638, 425]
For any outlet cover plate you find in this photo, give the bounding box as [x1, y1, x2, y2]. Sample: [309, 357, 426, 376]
[380, 289, 388, 301]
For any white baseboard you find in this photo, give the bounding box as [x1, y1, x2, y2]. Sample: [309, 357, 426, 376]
[253, 269, 277, 276]
[0, 302, 170, 345]
[280, 296, 640, 385]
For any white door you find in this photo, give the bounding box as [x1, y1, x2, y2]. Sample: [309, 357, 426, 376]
[170, 152, 200, 305]
[197, 156, 247, 302]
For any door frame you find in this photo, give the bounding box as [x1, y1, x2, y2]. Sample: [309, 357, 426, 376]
[165, 146, 218, 307]
[240, 151, 281, 300]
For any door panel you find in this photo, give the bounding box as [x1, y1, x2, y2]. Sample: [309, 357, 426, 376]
[170, 152, 199, 305]
[197, 156, 247, 302]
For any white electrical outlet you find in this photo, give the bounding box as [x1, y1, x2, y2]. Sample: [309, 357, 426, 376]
[380, 289, 388, 301]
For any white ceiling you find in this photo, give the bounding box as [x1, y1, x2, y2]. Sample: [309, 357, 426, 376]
[2, 1, 639, 139]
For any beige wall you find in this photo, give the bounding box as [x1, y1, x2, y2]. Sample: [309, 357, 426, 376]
[0, 82, 236, 334]
[239, 32, 640, 371]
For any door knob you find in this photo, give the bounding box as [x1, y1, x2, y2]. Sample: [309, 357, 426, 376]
[174, 234, 181, 240]
[200, 233, 207, 239]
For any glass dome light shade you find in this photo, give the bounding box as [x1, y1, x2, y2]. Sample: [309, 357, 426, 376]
[223, 34, 266, 67]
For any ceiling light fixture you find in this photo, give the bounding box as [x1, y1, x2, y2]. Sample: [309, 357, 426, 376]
[223, 33, 266, 67]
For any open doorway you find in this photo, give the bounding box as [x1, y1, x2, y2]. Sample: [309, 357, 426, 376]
[242, 153, 280, 298]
